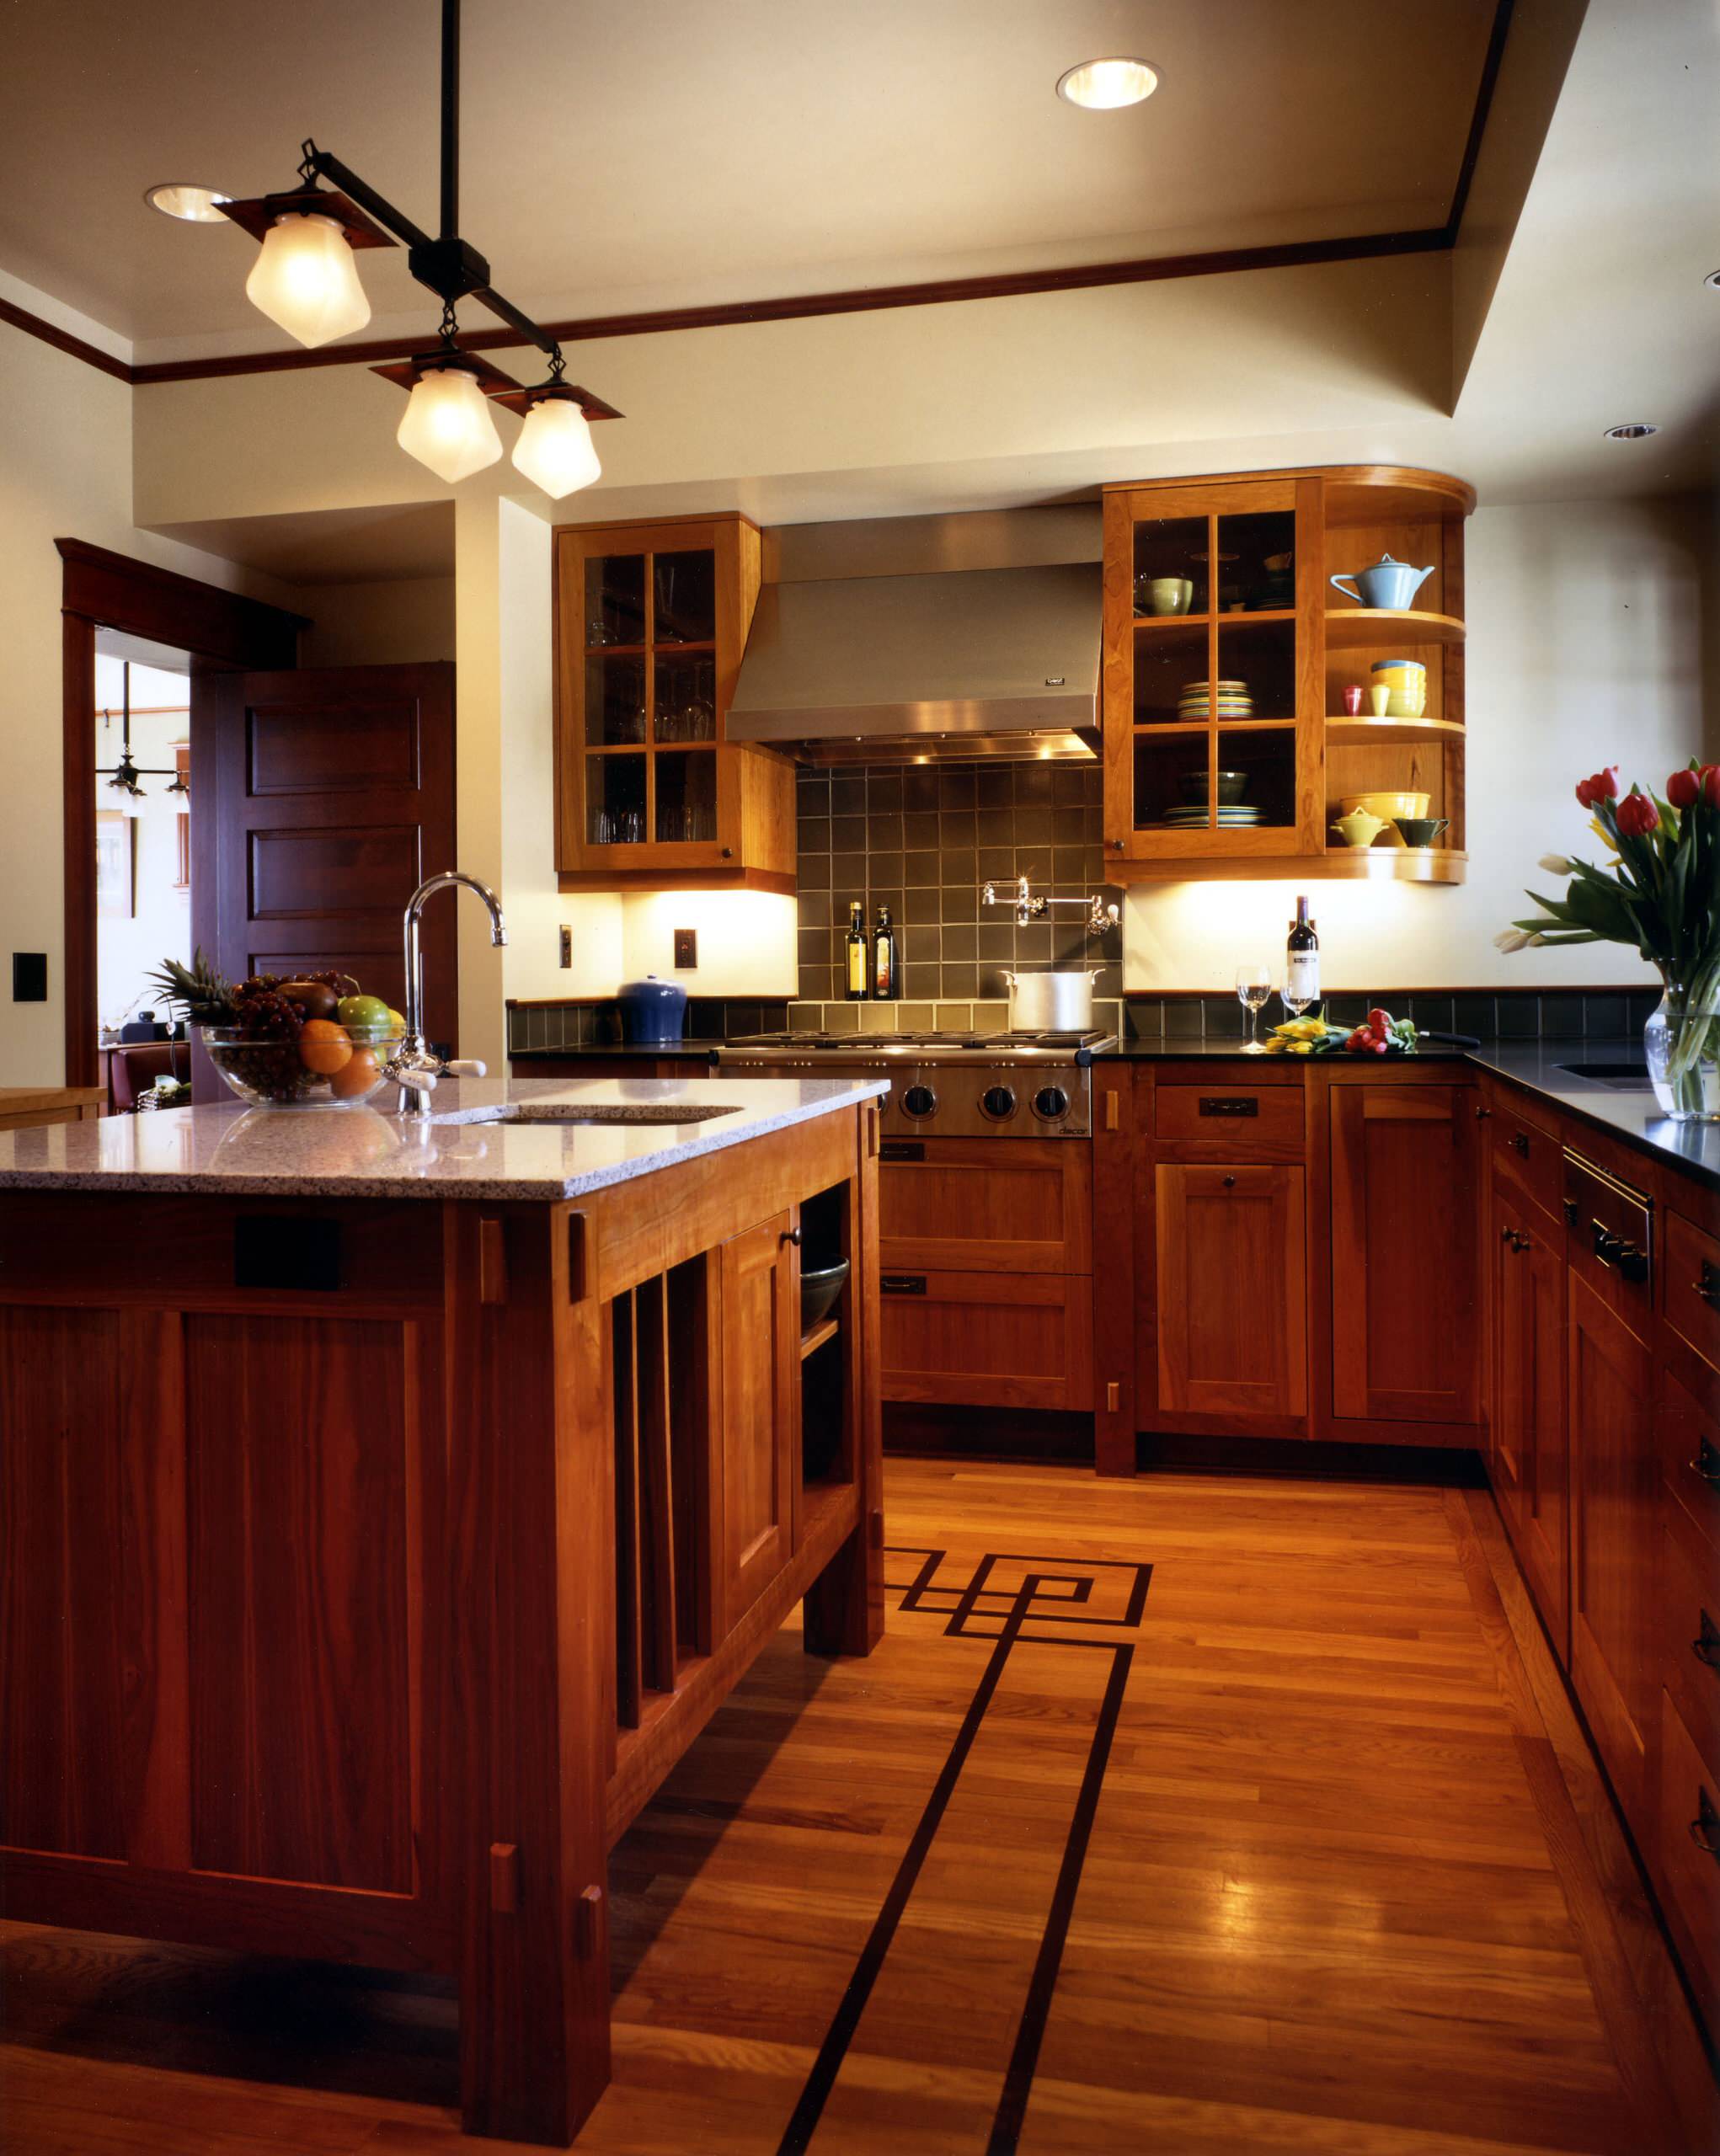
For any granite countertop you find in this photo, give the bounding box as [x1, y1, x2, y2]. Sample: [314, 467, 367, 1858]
[508, 1041, 721, 1061]
[0, 1075, 889, 1203]
[1466, 1040, 1720, 1196]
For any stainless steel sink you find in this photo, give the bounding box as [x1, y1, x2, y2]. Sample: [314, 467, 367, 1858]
[458, 1102, 744, 1126]
[1553, 1060, 1654, 1091]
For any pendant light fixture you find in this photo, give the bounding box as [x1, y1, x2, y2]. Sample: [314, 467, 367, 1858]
[98, 664, 187, 815]
[207, 0, 619, 491]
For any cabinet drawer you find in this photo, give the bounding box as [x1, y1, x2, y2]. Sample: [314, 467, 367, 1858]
[879, 1269, 1092, 1412]
[1662, 1501, 1720, 1781]
[879, 1139, 1091, 1274]
[1654, 1688, 1720, 2041]
[1663, 1364, 1720, 1562]
[1489, 1100, 1563, 1225]
[1666, 1209, 1720, 1377]
[1153, 1084, 1305, 1158]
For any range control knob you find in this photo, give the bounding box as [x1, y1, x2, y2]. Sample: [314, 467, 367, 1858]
[902, 1084, 937, 1118]
[1033, 1085, 1070, 1121]
[981, 1084, 1018, 1121]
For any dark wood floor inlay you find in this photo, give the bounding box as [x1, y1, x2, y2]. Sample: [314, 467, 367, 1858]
[777, 1548, 1151, 2155]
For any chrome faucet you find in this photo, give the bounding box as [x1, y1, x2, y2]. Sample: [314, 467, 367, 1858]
[390, 872, 509, 1117]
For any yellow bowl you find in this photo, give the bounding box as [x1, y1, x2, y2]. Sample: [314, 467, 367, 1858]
[1341, 790, 1429, 846]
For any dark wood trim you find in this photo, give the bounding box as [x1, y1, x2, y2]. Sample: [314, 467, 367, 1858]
[60, 544, 307, 1088]
[1445, 0, 1516, 240]
[0, 296, 131, 382]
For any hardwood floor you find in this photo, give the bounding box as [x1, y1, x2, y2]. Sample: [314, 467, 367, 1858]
[3, 1459, 1712, 2154]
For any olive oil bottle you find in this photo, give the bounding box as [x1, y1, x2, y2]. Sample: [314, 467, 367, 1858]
[873, 905, 899, 1001]
[845, 900, 869, 1000]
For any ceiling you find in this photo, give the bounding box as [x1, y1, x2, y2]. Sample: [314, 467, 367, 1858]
[1, 0, 1495, 358]
[149, 504, 456, 585]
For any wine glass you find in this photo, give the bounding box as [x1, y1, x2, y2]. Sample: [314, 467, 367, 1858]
[1279, 978, 1314, 1025]
[1236, 963, 1273, 1052]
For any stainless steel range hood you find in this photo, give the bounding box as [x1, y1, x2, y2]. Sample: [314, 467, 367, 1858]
[728, 509, 1102, 762]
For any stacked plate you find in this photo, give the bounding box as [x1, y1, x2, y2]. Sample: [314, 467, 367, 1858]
[1162, 803, 1263, 827]
[1178, 678, 1253, 719]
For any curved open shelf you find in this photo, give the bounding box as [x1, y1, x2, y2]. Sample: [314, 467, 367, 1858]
[1115, 848, 1467, 885]
[1324, 608, 1466, 650]
[1325, 713, 1466, 745]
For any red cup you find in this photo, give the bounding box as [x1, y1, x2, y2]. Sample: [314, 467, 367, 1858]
[1342, 684, 1364, 715]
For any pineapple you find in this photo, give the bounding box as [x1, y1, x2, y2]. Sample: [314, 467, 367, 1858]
[145, 947, 236, 1027]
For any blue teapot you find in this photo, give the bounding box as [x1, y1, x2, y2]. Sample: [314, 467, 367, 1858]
[1329, 553, 1435, 611]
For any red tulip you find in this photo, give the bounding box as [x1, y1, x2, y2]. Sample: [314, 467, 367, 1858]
[1668, 767, 1699, 809]
[1615, 790, 1659, 837]
[1574, 766, 1620, 808]
[1701, 765, 1720, 808]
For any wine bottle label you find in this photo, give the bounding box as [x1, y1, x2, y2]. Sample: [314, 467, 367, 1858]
[847, 945, 867, 995]
[1286, 953, 1319, 1003]
[875, 939, 892, 995]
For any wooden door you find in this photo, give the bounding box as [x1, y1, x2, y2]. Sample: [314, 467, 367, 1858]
[879, 1270, 1092, 1412]
[195, 662, 457, 1049]
[1568, 1268, 1658, 1835]
[716, 1210, 799, 1630]
[1155, 1164, 1306, 1420]
[878, 1138, 1091, 1274]
[1489, 1162, 1569, 1655]
[1329, 1082, 1479, 1424]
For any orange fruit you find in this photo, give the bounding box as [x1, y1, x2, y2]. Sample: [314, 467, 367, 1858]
[329, 1046, 381, 1098]
[299, 1019, 353, 1075]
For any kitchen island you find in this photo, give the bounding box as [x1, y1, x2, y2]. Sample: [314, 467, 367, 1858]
[0, 1074, 888, 2147]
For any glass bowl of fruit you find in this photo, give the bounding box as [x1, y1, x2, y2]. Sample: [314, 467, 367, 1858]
[149, 958, 406, 1109]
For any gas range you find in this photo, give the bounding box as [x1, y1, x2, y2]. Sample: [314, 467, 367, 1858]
[717, 1028, 1114, 1138]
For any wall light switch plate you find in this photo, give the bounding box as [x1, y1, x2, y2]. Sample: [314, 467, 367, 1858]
[12, 953, 47, 1002]
[674, 928, 697, 969]
[558, 925, 572, 969]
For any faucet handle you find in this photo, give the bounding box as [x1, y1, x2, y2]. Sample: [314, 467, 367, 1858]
[442, 1059, 486, 1078]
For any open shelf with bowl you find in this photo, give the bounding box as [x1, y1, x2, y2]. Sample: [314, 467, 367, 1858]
[1103, 464, 1472, 883]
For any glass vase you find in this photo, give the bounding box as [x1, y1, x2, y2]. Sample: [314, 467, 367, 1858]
[1645, 985, 1720, 1122]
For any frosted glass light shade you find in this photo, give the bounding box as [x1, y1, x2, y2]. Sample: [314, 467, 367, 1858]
[512, 394, 601, 498]
[396, 363, 503, 483]
[245, 213, 371, 346]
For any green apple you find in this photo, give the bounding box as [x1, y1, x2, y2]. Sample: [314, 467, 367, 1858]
[335, 993, 392, 1046]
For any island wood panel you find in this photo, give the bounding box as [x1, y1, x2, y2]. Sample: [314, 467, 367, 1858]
[878, 1136, 1091, 1273]
[1154, 1162, 1307, 1420]
[1488, 1158, 1569, 1660]
[1091, 1063, 1139, 1474]
[879, 1269, 1092, 1411]
[1328, 1076, 1481, 1426]
[715, 1209, 799, 1633]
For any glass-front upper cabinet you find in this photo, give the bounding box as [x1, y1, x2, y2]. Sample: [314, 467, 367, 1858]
[555, 513, 793, 883]
[1102, 477, 1321, 867]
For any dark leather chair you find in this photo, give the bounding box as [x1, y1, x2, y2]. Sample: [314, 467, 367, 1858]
[110, 1042, 186, 1113]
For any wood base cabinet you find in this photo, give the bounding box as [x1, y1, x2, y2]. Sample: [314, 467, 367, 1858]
[1153, 1163, 1306, 1420]
[879, 1269, 1092, 1412]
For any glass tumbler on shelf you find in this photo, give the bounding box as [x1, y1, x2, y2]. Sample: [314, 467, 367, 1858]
[1236, 963, 1273, 1051]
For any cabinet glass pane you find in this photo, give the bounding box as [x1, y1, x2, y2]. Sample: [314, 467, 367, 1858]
[1215, 510, 1295, 614]
[1131, 733, 1210, 833]
[653, 550, 716, 644]
[1131, 516, 1207, 617]
[654, 652, 717, 743]
[1217, 728, 1295, 828]
[585, 654, 646, 744]
[1133, 622, 1209, 725]
[654, 750, 718, 844]
[587, 754, 646, 846]
[584, 554, 646, 647]
[1213, 618, 1296, 722]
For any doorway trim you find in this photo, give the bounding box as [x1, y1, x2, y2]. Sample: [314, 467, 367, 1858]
[58, 539, 307, 1087]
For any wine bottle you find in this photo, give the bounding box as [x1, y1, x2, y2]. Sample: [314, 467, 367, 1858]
[845, 900, 869, 1000]
[1286, 895, 1320, 1011]
[873, 905, 899, 1002]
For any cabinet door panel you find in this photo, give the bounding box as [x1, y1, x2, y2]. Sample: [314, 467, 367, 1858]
[716, 1212, 798, 1630]
[879, 1271, 1092, 1412]
[1156, 1165, 1306, 1420]
[1489, 1166, 1568, 1656]
[879, 1139, 1090, 1274]
[1568, 1269, 1657, 1835]
[1653, 1688, 1720, 2041]
[1331, 1083, 1478, 1423]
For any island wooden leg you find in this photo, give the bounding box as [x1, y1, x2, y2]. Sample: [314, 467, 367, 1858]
[449, 1205, 612, 2145]
[804, 1114, 884, 1658]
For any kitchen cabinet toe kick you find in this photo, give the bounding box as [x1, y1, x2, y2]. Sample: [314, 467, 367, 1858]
[0, 1105, 883, 2146]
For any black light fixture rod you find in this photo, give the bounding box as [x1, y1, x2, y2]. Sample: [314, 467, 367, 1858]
[441, 0, 460, 241]
[305, 147, 434, 252]
[472, 285, 559, 360]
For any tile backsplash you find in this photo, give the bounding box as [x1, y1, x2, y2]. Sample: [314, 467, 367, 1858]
[793, 760, 1124, 1007]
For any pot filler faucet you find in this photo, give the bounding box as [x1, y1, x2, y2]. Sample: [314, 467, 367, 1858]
[982, 874, 1120, 936]
[390, 872, 508, 1117]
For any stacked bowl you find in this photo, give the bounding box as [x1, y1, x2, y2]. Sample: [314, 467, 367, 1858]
[1371, 659, 1427, 718]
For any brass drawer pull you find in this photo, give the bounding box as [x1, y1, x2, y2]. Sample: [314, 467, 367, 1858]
[1513, 1132, 1530, 1157]
[1694, 1611, 1720, 1670]
[1691, 1438, 1720, 1488]
[1690, 1791, 1720, 1859]
[1696, 1258, 1720, 1310]
[880, 1274, 926, 1295]
[1199, 1097, 1258, 1118]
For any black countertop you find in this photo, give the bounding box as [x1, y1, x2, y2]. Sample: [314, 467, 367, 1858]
[508, 1040, 724, 1061]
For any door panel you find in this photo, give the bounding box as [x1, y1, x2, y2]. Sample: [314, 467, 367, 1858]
[1330, 1083, 1479, 1423]
[196, 664, 457, 1071]
[1568, 1268, 1657, 1835]
[879, 1139, 1091, 1274]
[716, 1212, 798, 1630]
[879, 1271, 1092, 1412]
[1156, 1164, 1306, 1420]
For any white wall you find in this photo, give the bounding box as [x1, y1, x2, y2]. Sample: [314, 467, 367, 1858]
[0, 305, 299, 1086]
[1123, 492, 1713, 990]
[92, 661, 190, 1026]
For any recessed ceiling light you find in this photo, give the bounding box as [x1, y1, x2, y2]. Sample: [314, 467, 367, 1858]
[145, 183, 232, 223]
[1705, 269, 1720, 289]
[1056, 56, 1159, 110]
[1603, 423, 1659, 440]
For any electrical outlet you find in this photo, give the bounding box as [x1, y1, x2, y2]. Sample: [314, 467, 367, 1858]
[673, 928, 697, 969]
[558, 925, 572, 969]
